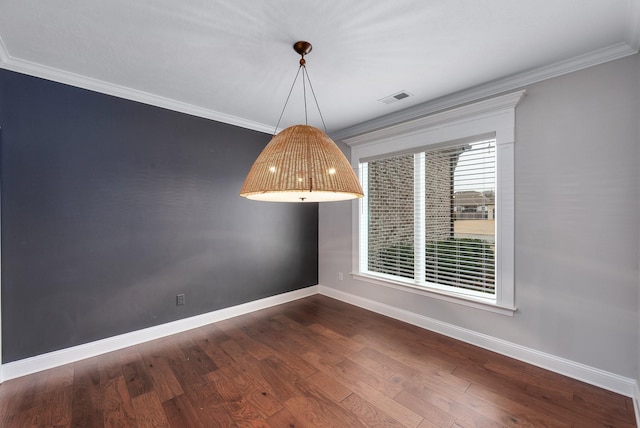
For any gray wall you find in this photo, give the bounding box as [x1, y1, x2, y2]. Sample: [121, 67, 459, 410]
[320, 53, 639, 378]
[0, 69, 318, 363]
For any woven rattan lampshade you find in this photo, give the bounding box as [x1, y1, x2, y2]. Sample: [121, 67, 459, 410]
[240, 41, 363, 203]
[240, 124, 363, 202]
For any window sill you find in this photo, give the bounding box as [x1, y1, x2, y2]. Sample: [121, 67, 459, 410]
[351, 272, 517, 316]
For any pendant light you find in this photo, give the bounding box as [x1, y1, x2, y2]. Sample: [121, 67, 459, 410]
[240, 41, 364, 202]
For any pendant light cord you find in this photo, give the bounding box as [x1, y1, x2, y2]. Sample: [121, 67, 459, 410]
[272, 65, 303, 137]
[303, 66, 328, 134]
[272, 48, 328, 136]
[302, 65, 308, 125]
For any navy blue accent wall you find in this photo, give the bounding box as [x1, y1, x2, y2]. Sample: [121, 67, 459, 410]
[0, 69, 318, 362]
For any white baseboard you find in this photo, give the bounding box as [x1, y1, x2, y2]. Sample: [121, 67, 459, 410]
[318, 284, 638, 399]
[1, 286, 318, 382]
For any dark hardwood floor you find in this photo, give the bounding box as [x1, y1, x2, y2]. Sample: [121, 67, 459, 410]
[0, 295, 635, 427]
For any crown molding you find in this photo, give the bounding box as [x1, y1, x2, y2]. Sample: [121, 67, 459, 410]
[331, 41, 638, 142]
[344, 90, 525, 148]
[1, 31, 637, 139]
[628, 0, 640, 51]
[0, 36, 9, 63]
[0, 40, 273, 135]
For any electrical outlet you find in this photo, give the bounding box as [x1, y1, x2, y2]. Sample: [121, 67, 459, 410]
[338, 272, 344, 281]
[176, 294, 185, 306]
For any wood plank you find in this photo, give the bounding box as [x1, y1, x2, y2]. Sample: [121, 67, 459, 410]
[283, 395, 338, 428]
[162, 394, 206, 428]
[122, 358, 155, 399]
[341, 393, 406, 428]
[131, 392, 170, 428]
[354, 331, 459, 374]
[266, 407, 306, 428]
[393, 389, 456, 427]
[102, 375, 137, 427]
[336, 357, 404, 398]
[98, 348, 139, 383]
[210, 368, 270, 427]
[140, 346, 185, 403]
[44, 363, 75, 392]
[289, 375, 369, 428]
[216, 319, 275, 360]
[234, 317, 319, 379]
[466, 382, 629, 428]
[30, 383, 73, 428]
[181, 344, 219, 376]
[458, 361, 633, 428]
[281, 388, 368, 428]
[210, 339, 284, 406]
[71, 357, 104, 428]
[7, 371, 45, 414]
[305, 371, 352, 403]
[268, 314, 346, 365]
[307, 322, 366, 354]
[302, 351, 424, 428]
[354, 345, 470, 392]
[163, 341, 237, 426]
[255, 356, 304, 403]
[398, 387, 504, 428]
[572, 384, 636, 426]
[208, 366, 283, 419]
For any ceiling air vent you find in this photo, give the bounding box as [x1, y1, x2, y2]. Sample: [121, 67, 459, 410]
[379, 91, 413, 104]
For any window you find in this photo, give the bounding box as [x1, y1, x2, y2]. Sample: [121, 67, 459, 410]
[346, 91, 524, 314]
[361, 139, 496, 298]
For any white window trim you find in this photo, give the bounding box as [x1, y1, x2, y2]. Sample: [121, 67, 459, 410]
[345, 90, 525, 315]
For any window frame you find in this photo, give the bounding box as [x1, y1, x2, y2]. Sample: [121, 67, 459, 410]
[346, 91, 525, 316]
[361, 139, 498, 297]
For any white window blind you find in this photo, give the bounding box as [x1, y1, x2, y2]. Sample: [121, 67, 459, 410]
[361, 139, 496, 296]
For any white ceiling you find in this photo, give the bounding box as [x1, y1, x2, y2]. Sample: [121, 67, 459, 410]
[0, 1, 639, 138]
